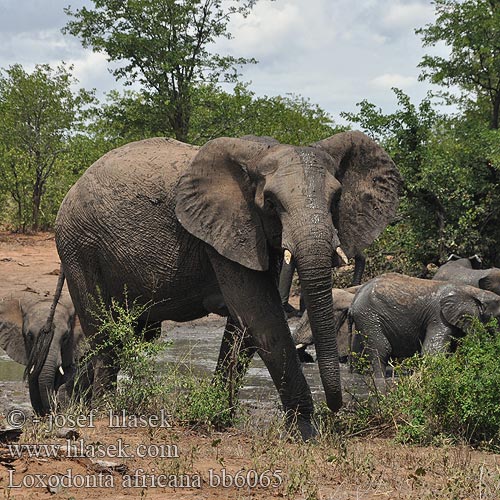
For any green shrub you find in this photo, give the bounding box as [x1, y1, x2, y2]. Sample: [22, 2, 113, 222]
[171, 375, 238, 430]
[385, 318, 500, 449]
[85, 292, 242, 430]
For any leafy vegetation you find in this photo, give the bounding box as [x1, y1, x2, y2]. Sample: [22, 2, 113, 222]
[63, 0, 257, 142]
[319, 319, 500, 451]
[416, 0, 500, 130]
[84, 292, 243, 430]
[0, 63, 96, 231]
[387, 319, 500, 449]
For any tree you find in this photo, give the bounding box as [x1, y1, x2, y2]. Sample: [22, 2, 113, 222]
[94, 83, 340, 147]
[416, 0, 500, 129]
[63, 0, 256, 142]
[343, 89, 500, 269]
[0, 63, 95, 231]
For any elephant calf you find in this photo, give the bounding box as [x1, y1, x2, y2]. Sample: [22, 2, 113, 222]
[433, 254, 500, 295]
[292, 286, 359, 363]
[349, 273, 500, 376]
[0, 293, 83, 411]
[292, 287, 358, 363]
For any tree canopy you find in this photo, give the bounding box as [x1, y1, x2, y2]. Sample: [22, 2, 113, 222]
[416, 0, 500, 129]
[0, 63, 95, 231]
[63, 0, 256, 141]
[93, 83, 340, 146]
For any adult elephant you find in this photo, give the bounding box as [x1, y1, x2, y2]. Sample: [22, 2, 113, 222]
[0, 290, 83, 412]
[433, 254, 500, 295]
[292, 287, 358, 363]
[34, 131, 401, 438]
[349, 273, 500, 376]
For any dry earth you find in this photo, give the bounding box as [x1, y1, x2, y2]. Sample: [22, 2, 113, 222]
[0, 232, 499, 499]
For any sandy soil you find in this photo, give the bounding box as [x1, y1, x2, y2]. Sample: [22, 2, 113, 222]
[1, 232, 500, 499]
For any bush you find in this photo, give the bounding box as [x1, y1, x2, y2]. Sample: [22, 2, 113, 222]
[85, 292, 242, 430]
[385, 318, 500, 449]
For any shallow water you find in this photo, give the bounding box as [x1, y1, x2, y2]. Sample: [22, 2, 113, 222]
[0, 315, 373, 416]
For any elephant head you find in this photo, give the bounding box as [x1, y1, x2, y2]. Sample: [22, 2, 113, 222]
[441, 285, 500, 332]
[445, 253, 483, 270]
[0, 294, 83, 414]
[175, 131, 401, 412]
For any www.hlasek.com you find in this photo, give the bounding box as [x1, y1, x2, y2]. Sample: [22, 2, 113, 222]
[8, 439, 178, 459]
[8, 468, 284, 489]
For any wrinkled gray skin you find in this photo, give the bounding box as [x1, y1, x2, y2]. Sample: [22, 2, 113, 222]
[433, 254, 500, 295]
[48, 132, 401, 439]
[0, 293, 83, 412]
[292, 287, 358, 363]
[350, 273, 500, 376]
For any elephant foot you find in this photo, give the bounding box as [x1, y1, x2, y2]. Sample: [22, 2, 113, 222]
[285, 411, 317, 442]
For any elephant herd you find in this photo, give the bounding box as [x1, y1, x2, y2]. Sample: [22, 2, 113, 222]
[293, 254, 500, 376]
[0, 131, 497, 440]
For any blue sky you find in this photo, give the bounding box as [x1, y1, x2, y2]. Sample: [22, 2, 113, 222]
[0, 0, 449, 126]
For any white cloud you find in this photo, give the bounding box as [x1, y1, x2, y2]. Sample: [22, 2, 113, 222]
[383, 2, 434, 31]
[0, 0, 447, 123]
[370, 73, 418, 89]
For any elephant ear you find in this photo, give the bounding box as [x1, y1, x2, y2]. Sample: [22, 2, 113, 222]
[440, 289, 482, 330]
[313, 131, 402, 258]
[0, 298, 27, 365]
[175, 137, 274, 271]
[479, 270, 500, 295]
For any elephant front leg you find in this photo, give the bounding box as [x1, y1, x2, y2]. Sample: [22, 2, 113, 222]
[207, 249, 315, 440]
[422, 325, 453, 354]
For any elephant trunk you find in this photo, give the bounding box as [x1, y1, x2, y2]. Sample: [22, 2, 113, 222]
[29, 350, 59, 415]
[292, 222, 342, 412]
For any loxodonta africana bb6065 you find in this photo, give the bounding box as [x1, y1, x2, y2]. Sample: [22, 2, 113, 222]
[37, 132, 401, 439]
[0, 292, 83, 411]
[349, 273, 500, 376]
[433, 254, 500, 295]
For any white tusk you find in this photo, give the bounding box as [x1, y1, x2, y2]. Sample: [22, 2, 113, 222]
[59, 366, 65, 376]
[284, 249, 292, 265]
[336, 246, 349, 265]
[295, 343, 305, 350]
[30, 366, 34, 374]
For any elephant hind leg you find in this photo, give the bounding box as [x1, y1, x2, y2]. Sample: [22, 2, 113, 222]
[63, 255, 118, 402]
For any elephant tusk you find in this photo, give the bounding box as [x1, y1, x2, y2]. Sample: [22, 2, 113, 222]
[29, 365, 34, 374]
[59, 366, 65, 376]
[296, 343, 306, 350]
[336, 246, 349, 265]
[284, 249, 292, 265]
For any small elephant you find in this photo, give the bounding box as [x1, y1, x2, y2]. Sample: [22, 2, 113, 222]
[292, 287, 358, 363]
[0, 293, 83, 411]
[433, 254, 500, 295]
[349, 273, 500, 376]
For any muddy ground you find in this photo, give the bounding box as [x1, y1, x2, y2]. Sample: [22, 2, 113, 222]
[0, 232, 500, 499]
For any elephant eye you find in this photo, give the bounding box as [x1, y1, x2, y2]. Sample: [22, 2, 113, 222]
[263, 192, 281, 213]
[264, 197, 275, 211]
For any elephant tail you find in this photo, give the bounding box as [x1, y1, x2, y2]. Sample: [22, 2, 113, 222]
[24, 266, 66, 382]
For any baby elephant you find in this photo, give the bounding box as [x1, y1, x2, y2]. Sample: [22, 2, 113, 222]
[349, 273, 500, 376]
[292, 287, 358, 362]
[0, 293, 84, 413]
[433, 254, 500, 295]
